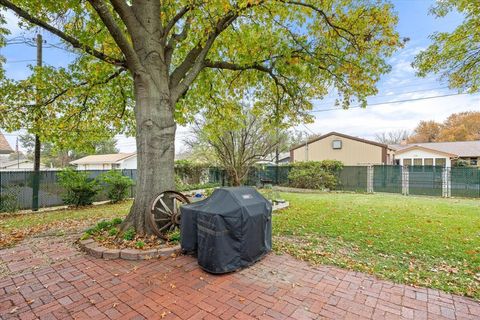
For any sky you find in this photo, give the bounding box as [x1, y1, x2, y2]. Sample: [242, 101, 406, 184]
[1, 0, 479, 154]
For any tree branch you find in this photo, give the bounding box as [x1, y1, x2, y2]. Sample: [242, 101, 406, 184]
[109, 0, 141, 39]
[169, 1, 266, 102]
[0, 0, 125, 66]
[163, 5, 191, 38]
[88, 0, 141, 70]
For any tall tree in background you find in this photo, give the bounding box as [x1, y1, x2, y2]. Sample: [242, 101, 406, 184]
[407, 112, 480, 143]
[413, 0, 480, 92]
[374, 129, 410, 144]
[188, 105, 285, 186]
[437, 112, 480, 141]
[19, 133, 119, 167]
[407, 120, 441, 143]
[0, 1, 403, 235]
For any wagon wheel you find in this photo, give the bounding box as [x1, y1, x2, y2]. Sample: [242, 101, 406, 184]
[149, 191, 190, 239]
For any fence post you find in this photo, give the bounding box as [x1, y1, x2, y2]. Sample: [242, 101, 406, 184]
[442, 167, 451, 198]
[402, 166, 409, 196]
[367, 165, 374, 193]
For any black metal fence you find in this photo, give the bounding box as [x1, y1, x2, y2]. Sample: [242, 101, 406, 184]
[1, 165, 479, 211]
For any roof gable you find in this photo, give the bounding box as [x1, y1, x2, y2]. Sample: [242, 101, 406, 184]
[291, 131, 388, 151]
[394, 145, 457, 157]
[0, 132, 14, 154]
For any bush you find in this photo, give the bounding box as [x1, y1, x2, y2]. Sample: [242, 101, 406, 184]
[0, 186, 20, 213]
[288, 161, 343, 190]
[99, 170, 134, 203]
[175, 160, 209, 184]
[58, 168, 99, 207]
[123, 227, 135, 241]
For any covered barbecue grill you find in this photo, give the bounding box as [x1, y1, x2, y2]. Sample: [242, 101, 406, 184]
[180, 187, 272, 274]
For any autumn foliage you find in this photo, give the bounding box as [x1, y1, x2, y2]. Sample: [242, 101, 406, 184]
[408, 112, 480, 143]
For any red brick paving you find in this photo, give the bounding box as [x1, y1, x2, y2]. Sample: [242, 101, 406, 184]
[0, 236, 479, 319]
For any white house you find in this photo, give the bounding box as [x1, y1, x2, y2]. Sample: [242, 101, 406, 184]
[390, 141, 480, 167]
[70, 153, 137, 170]
[0, 159, 48, 171]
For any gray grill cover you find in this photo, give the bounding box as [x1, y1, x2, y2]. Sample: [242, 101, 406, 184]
[180, 187, 272, 274]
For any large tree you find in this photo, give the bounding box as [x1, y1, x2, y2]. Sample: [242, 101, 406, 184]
[0, 0, 403, 235]
[413, 0, 480, 92]
[188, 103, 289, 186]
[407, 111, 480, 143]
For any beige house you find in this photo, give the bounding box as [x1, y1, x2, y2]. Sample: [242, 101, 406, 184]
[291, 132, 394, 165]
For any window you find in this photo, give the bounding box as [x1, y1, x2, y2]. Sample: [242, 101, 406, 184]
[332, 140, 342, 149]
[112, 163, 120, 169]
[403, 159, 412, 166]
[413, 158, 422, 166]
[435, 158, 446, 167]
[470, 158, 478, 166]
[424, 158, 433, 166]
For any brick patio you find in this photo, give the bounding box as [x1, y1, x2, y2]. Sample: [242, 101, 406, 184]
[1, 236, 479, 320]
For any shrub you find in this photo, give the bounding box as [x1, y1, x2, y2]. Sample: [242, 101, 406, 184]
[58, 168, 99, 207]
[0, 186, 20, 213]
[99, 170, 134, 203]
[111, 218, 123, 225]
[135, 240, 145, 249]
[288, 161, 343, 190]
[96, 220, 111, 230]
[167, 229, 181, 243]
[108, 227, 118, 237]
[175, 160, 209, 185]
[123, 227, 135, 241]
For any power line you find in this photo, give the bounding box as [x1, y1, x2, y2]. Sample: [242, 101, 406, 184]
[312, 86, 451, 109]
[311, 92, 479, 113]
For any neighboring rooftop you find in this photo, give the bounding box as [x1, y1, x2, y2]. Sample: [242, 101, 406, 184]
[291, 131, 389, 151]
[0, 132, 14, 154]
[70, 153, 136, 165]
[389, 141, 480, 157]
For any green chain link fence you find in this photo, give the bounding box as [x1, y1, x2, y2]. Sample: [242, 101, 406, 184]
[1, 165, 479, 211]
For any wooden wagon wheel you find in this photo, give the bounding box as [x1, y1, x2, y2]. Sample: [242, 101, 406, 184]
[149, 190, 190, 239]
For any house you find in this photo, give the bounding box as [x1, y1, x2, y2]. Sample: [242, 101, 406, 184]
[70, 153, 137, 170]
[0, 159, 47, 171]
[290, 132, 395, 165]
[256, 152, 291, 165]
[390, 141, 480, 167]
[0, 132, 14, 154]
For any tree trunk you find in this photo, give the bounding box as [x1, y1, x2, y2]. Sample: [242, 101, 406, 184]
[120, 71, 176, 236]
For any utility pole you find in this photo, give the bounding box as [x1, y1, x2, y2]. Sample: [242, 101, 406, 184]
[32, 33, 42, 211]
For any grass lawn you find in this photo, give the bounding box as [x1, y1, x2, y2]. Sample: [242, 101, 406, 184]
[0, 201, 132, 248]
[273, 192, 480, 299]
[1, 192, 479, 299]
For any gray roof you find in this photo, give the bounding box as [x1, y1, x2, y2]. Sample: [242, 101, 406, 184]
[390, 141, 480, 157]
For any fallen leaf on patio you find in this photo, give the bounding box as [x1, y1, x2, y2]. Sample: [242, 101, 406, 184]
[160, 311, 167, 318]
[89, 299, 95, 304]
[26, 299, 35, 305]
[169, 283, 176, 288]
[9, 307, 18, 314]
[239, 297, 245, 302]
[200, 277, 204, 280]
[113, 302, 119, 308]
